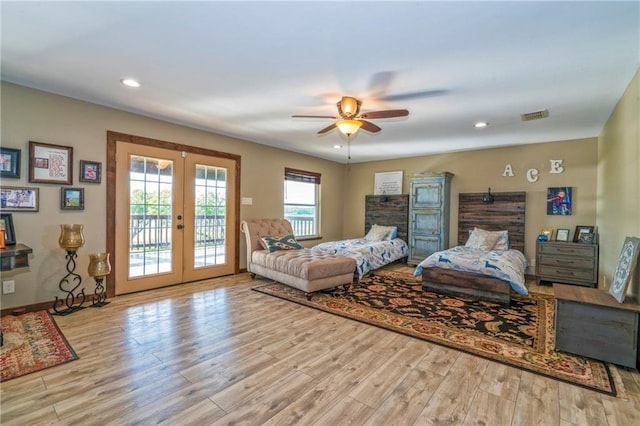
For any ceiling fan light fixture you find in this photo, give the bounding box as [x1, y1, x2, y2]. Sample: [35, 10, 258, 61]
[338, 96, 360, 117]
[336, 119, 362, 136]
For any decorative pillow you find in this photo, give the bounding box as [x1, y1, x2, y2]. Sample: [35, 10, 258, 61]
[492, 230, 510, 250]
[465, 227, 500, 251]
[364, 224, 396, 241]
[259, 234, 304, 252]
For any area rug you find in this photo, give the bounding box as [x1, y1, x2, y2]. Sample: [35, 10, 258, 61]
[1, 310, 78, 382]
[253, 270, 623, 397]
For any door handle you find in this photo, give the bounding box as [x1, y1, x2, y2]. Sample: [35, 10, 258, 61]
[177, 224, 184, 230]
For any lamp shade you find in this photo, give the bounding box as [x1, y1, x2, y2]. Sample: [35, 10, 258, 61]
[336, 119, 363, 136]
[339, 96, 360, 117]
[88, 252, 111, 278]
[58, 224, 85, 251]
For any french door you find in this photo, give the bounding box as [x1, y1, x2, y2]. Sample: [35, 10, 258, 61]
[114, 141, 237, 294]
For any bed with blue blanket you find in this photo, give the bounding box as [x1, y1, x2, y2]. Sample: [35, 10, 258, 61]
[313, 237, 409, 279]
[416, 191, 528, 304]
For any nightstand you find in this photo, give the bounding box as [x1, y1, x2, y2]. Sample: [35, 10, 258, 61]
[536, 241, 598, 287]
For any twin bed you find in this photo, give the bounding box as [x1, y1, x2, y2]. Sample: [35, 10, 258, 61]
[416, 192, 528, 304]
[243, 192, 528, 304]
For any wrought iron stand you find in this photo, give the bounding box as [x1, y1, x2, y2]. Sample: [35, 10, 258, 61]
[91, 276, 109, 307]
[53, 250, 86, 315]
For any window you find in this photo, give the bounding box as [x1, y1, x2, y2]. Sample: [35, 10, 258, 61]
[284, 167, 320, 238]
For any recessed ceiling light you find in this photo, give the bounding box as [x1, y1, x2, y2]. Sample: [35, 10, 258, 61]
[474, 121, 489, 128]
[333, 144, 342, 149]
[120, 78, 141, 88]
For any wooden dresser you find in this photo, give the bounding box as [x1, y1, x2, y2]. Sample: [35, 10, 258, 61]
[553, 283, 640, 368]
[536, 241, 598, 287]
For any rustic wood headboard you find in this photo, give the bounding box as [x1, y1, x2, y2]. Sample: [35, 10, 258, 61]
[457, 192, 526, 253]
[365, 194, 409, 243]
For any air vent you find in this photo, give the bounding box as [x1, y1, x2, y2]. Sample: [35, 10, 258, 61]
[521, 109, 549, 121]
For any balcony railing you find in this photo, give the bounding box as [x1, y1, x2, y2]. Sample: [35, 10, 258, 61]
[130, 214, 226, 250]
[285, 215, 316, 237]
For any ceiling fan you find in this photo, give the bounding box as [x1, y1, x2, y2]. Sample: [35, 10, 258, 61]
[292, 96, 409, 136]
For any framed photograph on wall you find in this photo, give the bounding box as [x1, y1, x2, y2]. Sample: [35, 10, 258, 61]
[29, 141, 73, 184]
[573, 225, 594, 243]
[0, 147, 21, 179]
[547, 187, 572, 215]
[609, 237, 640, 303]
[555, 229, 570, 242]
[79, 160, 102, 183]
[0, 213, 16, 245]
[61, 187, 85, 210]
[0, 186, 39, 212]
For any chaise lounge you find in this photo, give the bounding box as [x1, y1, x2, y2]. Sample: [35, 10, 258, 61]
[240, 218, 356, 299]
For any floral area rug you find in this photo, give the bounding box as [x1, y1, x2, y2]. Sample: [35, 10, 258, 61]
[253, 270, 621, 396]
[1, 310, 78, 382]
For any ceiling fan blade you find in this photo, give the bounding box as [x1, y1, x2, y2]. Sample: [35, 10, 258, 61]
[367, 71, 395, 99]
[317, 123, 337, 134]
[292, 114, 337, 119]
[359, 120, 381, 133]
[360, 109, 409, 119]
[382, 89, 447, 101]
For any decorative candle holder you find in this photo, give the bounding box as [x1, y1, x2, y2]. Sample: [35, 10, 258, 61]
[88, 252, 111, 307]
[53, 224, 87, 315]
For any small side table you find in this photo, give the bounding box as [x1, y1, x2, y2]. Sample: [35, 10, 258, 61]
[0, 243, 33, 271]
[553, 283, 640, 368]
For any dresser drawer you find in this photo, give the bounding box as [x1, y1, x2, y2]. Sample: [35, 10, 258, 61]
[538, 243, 596, 257]
[537, 265, 596, 282]
[538, 254, 594, 269]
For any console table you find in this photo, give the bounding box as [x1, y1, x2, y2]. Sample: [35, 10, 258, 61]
[0, 243, 33, 271]
[554, 283, 640, 368]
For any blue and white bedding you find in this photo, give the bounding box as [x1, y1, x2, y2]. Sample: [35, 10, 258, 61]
[313, 238, 409, 279]
[413, 246, 529, 295]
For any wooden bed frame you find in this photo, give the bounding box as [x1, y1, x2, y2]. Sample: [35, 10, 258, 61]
[421, 191, 526, 304]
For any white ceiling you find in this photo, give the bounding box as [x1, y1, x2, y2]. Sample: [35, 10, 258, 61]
[2, 1, 639, 163]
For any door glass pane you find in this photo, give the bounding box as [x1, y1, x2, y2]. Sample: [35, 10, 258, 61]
[194, 164, 226, 267]
[129, 156, 173, 278]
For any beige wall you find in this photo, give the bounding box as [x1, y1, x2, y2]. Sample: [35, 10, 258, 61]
[342, 139, 598, 273]
[0, 82, 345, 309]
[597, 68, 640, 296]
[2, 66, 638, 310]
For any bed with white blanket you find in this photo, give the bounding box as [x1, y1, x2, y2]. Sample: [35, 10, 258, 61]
[314, 236, 409, 279]
[416, 191, 528, 304]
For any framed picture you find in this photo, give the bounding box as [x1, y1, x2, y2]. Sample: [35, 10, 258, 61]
[608, 237, 640, 303]
[0, 147, 21, 179]
[0, 186, 39, 212]
[0, 213, 16, 245]
[547, 186, 572, 215]
[79, 160, 102, 183]
[573, 225, 594, 243]
[539, 228, 553, 241]
[61, 187, 85, 210]
[555, 229, 570, 242]
[29, 141, 73, 184]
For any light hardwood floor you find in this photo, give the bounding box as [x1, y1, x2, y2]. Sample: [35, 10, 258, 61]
[1, 267, 639, 425]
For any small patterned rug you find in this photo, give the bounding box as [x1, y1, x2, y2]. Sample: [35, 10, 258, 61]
[253, 270, 622, 396]
[1, 310, 78, 382]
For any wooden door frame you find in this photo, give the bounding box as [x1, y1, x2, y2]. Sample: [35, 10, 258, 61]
[106, 131, 242, 298]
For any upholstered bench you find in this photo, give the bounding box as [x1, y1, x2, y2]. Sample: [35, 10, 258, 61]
[241, 219, 356, 299]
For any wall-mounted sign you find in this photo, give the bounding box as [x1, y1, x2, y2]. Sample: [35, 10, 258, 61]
[374, 171, 403, 195]
[502, 159, 565, 183]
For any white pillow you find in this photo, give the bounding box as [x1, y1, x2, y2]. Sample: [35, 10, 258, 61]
[364, 224, 396, 241]
[465, 227, 500, 251]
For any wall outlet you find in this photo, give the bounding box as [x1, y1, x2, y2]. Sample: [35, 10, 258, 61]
[3, 280, 15, 294]
[530, 258, 536, 268]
